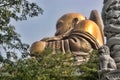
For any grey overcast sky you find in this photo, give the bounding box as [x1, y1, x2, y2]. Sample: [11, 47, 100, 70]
[13, 0, 103, 45]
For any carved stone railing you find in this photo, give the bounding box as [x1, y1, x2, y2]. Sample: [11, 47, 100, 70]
[100, 70, 120, 80]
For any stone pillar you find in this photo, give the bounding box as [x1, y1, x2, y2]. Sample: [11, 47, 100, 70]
[100, 0, 120, 80]
[102, 0, 120, 69]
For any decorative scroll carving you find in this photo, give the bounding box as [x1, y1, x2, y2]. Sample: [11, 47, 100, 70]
[102, 0, 120, 69]
[101, 0, 120, 79]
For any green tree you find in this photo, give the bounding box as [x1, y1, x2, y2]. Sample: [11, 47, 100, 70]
[78, 50, 100, 80]
[0, 0, 43, 61]
[0, 49, 100, 80]
[0, 49, 78, 80]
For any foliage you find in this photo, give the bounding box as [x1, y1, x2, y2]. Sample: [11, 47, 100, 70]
[79, 50, 100, 80]
[0, 49, 100, 80]
[0, 0, 43, 60]
[0, 49, 77, 80]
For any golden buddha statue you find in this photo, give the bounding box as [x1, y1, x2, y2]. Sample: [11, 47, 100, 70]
[30, 10, 104, 64]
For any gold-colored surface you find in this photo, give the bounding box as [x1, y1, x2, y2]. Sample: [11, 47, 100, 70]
[55, 13, 86, 36]
[30, 12, 104, 57]
[74, 20, 103, 46]
[30, 41, 46, 56]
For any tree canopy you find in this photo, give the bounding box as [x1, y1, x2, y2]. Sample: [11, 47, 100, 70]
[0, 49, 100, 80]
[0, 0, 43, 61]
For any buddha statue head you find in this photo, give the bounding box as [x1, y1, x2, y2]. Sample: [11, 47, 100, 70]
[55, 13, 86, 36]
[55, 12, 104, 47]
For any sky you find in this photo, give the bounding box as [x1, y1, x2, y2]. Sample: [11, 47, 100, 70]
[13, 0, 104, 45]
